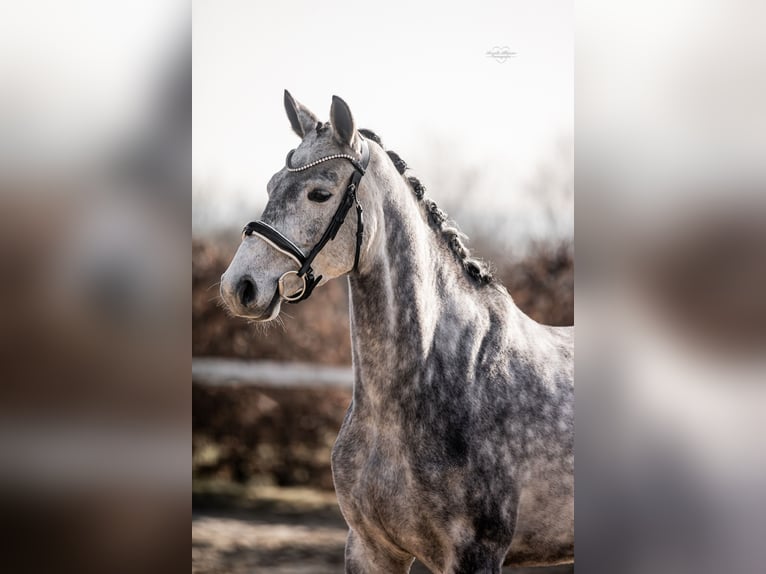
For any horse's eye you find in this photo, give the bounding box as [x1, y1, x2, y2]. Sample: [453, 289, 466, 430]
[308, 188, 332, 203]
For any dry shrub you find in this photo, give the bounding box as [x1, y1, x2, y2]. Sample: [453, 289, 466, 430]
[193, 384, 350, 489]
[494, 241, 574, 327]
[193, 239, 352, 365]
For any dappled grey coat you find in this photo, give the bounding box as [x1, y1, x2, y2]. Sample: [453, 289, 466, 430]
[220, 93, 574, 574]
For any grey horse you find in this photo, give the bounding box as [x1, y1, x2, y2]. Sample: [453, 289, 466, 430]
[220, 92, 574, 573]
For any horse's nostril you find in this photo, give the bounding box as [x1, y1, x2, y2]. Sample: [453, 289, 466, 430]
[237, 276, 257, 307]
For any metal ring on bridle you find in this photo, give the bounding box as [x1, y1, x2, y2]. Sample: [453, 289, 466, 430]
[278, 270, 307, 302]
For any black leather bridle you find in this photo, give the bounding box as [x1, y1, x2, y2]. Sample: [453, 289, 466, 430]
[242, 135, 370, 303]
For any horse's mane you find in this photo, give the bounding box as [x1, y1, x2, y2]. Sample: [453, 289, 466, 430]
[359, 128, 494, 285]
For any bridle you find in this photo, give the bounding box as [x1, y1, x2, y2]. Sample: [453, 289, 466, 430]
[242, 135, 370, 303]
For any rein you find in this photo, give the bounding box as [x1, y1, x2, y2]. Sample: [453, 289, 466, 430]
[243, 136, 370, 303]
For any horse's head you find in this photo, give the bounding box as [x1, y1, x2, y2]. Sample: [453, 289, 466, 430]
[220, 92, 375, 320]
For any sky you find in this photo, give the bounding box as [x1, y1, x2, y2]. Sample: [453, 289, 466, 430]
[193, 0, 573, 241]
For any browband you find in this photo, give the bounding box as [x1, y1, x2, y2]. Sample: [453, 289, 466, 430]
[243, 136, 370, 303]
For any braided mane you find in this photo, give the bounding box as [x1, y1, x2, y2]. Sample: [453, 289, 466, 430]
[359, 129, 494, 285]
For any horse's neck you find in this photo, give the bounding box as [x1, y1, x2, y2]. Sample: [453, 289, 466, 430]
[347, 173, 500, 407]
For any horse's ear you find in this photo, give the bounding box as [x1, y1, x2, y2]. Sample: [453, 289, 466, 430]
[330, 95, 357, 148]
[284, 90, 318, 138]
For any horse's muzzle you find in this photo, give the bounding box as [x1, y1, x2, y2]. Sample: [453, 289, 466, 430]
[219, 271, 279, 320]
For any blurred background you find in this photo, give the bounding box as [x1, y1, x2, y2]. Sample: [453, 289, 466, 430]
[0, 1, 188, 573]
[576, 1, 766, 573]
[192, 1, 573, 573]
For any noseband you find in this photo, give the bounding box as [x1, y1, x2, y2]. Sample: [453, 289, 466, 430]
[242, 136, 370, 303]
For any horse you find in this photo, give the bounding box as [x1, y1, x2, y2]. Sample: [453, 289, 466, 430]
[219, 92, 574, 573]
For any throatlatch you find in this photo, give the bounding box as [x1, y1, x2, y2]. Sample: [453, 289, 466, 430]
[242, 135, 370, 303]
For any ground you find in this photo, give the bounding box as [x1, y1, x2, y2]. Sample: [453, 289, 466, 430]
[192, 484, 573, 574]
